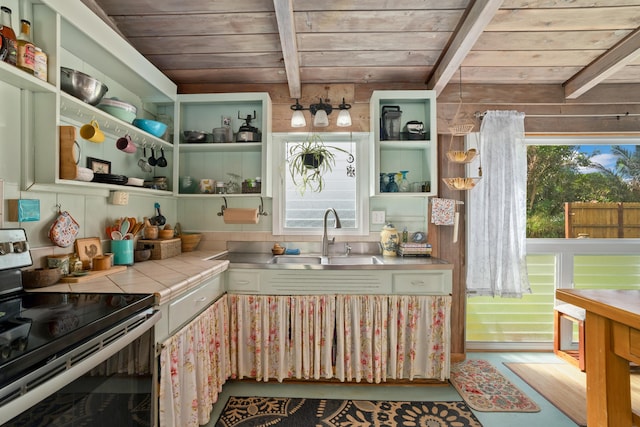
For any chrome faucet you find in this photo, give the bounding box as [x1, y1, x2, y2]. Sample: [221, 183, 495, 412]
[322, 208, 342, 257]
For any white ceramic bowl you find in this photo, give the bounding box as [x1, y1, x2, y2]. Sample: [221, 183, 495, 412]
[127, 177, 144, 187]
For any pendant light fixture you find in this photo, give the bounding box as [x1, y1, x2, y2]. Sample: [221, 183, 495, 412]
[290, 98, 352, 128]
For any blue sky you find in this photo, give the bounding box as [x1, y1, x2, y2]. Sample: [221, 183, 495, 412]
[576, 144, 625, 173]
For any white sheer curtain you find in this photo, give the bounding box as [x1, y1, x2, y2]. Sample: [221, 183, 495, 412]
[467, 110, 531, 297]
[229, 294, 451, 383]
[159, 295, 230, 427]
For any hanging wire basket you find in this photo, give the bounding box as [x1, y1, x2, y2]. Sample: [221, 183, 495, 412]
[447, 68, 475, 136]
[442, 177, 482, 191]
[446, 148, 478, 163]
[448, 122, 475, 136]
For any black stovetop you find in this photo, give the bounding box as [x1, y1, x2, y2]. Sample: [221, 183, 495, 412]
[0, 228, 156, 389]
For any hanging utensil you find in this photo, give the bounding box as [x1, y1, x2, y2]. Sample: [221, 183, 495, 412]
[153, 202, 166, 226]
[148, 147, 157, 166]
[139, 147, 152, 172]
[157, 147, 168, 167]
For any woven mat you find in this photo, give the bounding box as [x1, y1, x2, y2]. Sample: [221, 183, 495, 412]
[215, 396, 482, 427]
[450, 359, 540, 412]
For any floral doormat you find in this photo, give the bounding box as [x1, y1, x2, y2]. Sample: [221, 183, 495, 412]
[450, 359, 540, 412]
[215, 396, 483, 426]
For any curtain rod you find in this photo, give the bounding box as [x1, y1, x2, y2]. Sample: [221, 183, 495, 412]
[474, 111, 640, 119]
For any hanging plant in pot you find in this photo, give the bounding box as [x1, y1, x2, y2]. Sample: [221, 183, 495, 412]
[288, 133, 348, 194]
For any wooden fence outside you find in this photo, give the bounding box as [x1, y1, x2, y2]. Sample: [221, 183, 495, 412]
[565, 202, 640, 238]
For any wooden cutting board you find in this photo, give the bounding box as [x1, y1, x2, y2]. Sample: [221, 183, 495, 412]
[59, 125, 78, 180]
[58, 265, 127, 283]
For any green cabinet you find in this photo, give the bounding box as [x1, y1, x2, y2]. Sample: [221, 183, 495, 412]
[174, 92, 272, 198]
[369, 90, 438, 197]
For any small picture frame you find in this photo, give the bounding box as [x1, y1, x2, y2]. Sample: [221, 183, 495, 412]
[87, 157, 111, 174]
[75, 237, 103, 269]
[222, 116, 232, 127]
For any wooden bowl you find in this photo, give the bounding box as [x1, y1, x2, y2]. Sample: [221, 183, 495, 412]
[159, 229, 175, 239]
[143, 226, 159, 239]
[21, 268, 62, 288]
[180, 233, 202, 252]
[272, 247, 285, 255]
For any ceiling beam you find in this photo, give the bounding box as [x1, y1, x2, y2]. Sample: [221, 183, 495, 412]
[273, 0, 301, 98]
[426, 0, 504, 95]
[564, 27, 640, 99]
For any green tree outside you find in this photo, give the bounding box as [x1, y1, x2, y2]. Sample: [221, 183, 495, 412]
[526, 145, 640, 238]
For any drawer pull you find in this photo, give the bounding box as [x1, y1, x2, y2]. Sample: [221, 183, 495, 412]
[195, 296, 208, 303]
[411, 280, 425, 286]
[236, 280, 250, 285]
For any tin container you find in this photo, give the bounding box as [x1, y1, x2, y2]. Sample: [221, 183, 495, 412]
[47, 254, 69, 276]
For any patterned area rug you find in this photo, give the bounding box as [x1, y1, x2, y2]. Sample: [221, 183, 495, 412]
[450, 359, 540, 412]
[215, 396, 483, 426]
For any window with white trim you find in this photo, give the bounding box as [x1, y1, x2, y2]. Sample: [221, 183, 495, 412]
[272, 133, 369, 236]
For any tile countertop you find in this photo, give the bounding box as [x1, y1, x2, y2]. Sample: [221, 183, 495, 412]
[26, 250, 229, 305]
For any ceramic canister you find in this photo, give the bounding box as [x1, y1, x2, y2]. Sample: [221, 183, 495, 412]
[380, 223, 400, 256]
[47, 254, 69, 276]
[111, 239, 134, 266]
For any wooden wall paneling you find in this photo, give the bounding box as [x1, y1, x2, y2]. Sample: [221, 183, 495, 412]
[93, 0, 274, 14]
[111, 12, 277, 37]
[436, 134, 467, 362]
[293, 11, 462, 33]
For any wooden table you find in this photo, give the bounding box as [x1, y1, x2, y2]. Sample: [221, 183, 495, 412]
[556, 289, 640, 427]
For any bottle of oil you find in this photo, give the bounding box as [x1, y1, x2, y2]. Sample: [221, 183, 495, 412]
[16, 19, 35, 73]
[0, 6, 17, 66]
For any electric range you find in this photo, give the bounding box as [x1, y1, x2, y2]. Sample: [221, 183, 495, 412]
[0, 228, 159, 425]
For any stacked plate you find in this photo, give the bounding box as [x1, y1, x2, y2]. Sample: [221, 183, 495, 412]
[92, 173, 128, 185]
[97, 98, 137, 123]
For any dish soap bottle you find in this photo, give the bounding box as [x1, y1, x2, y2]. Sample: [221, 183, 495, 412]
[380, 223, 399, 257]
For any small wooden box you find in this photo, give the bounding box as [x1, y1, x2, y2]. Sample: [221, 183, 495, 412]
[137, 238, 182, 260]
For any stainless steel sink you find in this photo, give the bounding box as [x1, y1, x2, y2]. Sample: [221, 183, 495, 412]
[327, 256, 383, 265]
[270, 255, 383, 265]
[271, 256, 323, 264]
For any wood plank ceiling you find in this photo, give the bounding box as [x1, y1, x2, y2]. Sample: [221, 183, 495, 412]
[82, 0, 640, 103]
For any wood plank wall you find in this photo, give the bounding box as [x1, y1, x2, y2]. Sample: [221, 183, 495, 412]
[179, 82, 640, 134]
[178, 81, 640, 360]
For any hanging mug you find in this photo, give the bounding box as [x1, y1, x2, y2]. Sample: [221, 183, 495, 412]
[80, 120, 105, 143]
[116, 134, 137, 153]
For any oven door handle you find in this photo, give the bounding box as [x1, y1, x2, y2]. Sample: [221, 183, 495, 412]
[0, 309, 161, 425]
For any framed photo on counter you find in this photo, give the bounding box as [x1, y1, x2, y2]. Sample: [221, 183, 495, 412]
[87, 157, 111, 174]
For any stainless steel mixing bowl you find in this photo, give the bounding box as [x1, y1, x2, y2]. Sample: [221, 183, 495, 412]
[60, 67, 109, 105]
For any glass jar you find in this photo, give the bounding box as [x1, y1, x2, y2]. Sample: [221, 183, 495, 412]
[0, 6, 17, 66]
[215, 182, 226, 194]
[16, 19, 35, 73]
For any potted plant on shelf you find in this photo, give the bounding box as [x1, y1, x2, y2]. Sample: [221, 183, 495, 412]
[288, 133, 348, 194]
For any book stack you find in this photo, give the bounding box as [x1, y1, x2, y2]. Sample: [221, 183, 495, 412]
[397, 242, 432, 257]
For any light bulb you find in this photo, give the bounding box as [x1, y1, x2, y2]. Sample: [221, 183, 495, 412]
[313, 109, 329, 127]
[336, 109, 352, 127]
[291, 110, 306, 127]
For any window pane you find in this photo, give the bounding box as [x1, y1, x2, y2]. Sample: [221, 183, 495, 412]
[527, 143, 640, 238]
[284, 140, 357, 229]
